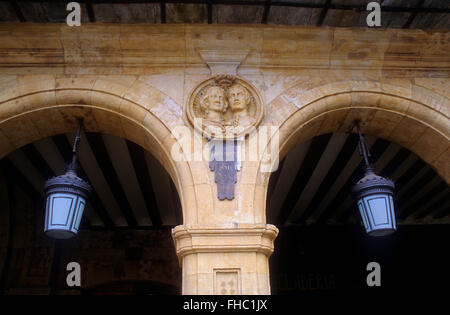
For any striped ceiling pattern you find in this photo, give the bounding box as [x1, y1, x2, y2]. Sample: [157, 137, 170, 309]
[0, 131, 182, 230]
[1, 0, 449, 29]
[0, 131, 448, 230]
[267, 132, 450, 227]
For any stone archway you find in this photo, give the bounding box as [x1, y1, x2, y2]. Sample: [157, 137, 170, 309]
[254, 80, 449, 225]
[0, 76, 281, 295]
[0, 76, 208, 225]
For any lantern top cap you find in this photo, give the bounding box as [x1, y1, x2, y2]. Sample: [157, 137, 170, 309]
[353, 171, 394, 194]
[355, 171, 392, 185]
[44, 169, 92, 193]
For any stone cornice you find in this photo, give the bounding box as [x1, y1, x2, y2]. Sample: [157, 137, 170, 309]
[0, 23, 448, 75]
[172, 224, 279, 264]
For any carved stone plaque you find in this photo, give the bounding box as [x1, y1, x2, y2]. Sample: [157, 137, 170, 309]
[209, 139, 238, 200]
[186, 75, 263, 140]
[187, 75, 263, 200]
[214, 269, 241, 295]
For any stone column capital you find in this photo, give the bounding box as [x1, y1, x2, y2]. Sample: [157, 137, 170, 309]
[172, 224, 279, 265]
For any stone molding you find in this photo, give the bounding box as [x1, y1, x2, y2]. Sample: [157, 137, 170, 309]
[198, 50, 249, 75]
[172, 224, 279, 264]
[0, 24, 448, 75]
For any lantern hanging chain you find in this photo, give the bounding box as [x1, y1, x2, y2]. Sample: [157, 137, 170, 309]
[68, 118, 83, 174]
[354, 121, 374, 175]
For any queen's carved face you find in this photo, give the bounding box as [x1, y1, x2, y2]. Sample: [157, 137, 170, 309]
[227, 84, 250, 113]
[203, 86, 226, 113]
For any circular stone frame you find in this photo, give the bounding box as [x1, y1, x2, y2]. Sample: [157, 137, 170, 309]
[186, 76, 264, 140]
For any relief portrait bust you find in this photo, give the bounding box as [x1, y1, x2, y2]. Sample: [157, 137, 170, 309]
[187, 75, 263, 139]
[226, 83, 256, 128]
[199, 85, 228, 125]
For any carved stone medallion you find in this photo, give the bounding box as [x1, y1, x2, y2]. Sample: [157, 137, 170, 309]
[187, 75, 263, 139]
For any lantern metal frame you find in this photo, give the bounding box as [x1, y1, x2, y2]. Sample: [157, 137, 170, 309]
[352, 121, 396, 237]
[44, 119, 92, 239]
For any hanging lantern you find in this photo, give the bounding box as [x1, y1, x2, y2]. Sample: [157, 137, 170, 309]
[44, 119, 91, 239]
[352, 121, 396, 236]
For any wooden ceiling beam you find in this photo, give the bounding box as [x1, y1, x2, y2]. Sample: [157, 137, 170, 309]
[9, 0, 450, 14]
[160, 0, 166, 23]
[8, 1, 26, 22]
[317, 0, 331, 26]
[207, 0, 212, 24]
[86, 1, 96, 22]
[126, 140, 162, 228]
[403, 0, 425, 28]
[85, 133, 138, 228]
[261, 0, 271, 24]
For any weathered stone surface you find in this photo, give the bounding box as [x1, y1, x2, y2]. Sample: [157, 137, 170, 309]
[0, 23, 448, 295]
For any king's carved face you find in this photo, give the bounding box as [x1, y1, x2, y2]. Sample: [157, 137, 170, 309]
[205, 86, 226, 113]
[228, 84, 250, 113]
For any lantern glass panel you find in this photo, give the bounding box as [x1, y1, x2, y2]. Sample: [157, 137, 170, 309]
[50, 195, 73, 225]
[357, 200, 370, 230]
[44, 192, 86, 239]
[74, 199, 85, 231]
[389, 195, 396, 227]
[366, 195, 390, 226]
[357, 193, 396, 236]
